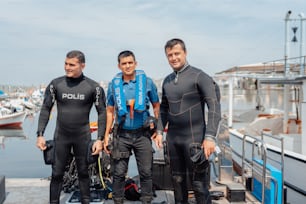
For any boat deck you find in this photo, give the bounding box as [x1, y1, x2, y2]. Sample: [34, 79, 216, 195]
[3, 178, 260, 204]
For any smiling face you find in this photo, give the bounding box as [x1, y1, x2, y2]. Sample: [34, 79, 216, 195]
[165, 43, 187, 71]
[64, 57, 85, 78]
[118, 55, 137, 80]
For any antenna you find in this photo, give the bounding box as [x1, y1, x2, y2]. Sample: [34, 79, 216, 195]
[284, 11, 292, 76]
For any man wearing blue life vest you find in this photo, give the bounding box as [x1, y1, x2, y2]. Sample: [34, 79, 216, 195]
[103, 50, 160, 204]
[154, 38, 221, 204]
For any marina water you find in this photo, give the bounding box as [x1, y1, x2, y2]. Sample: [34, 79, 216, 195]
[0, 87, 285, 178]
[0, 110, 139, 178]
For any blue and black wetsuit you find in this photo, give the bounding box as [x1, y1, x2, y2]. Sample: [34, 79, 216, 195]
[157, 65, 221, 204]
[37, 74, 106, 204]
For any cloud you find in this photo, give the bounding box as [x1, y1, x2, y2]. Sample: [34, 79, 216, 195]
[0, 0, 305, 85]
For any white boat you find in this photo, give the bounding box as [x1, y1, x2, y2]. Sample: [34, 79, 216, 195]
[220, 74, 306, 204]
[215, 11, 306, 204]
[0, 90, 8, 99]
[0, 107, 26, 128]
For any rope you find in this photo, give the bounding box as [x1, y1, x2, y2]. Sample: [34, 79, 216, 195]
[98, 153, 106, 189]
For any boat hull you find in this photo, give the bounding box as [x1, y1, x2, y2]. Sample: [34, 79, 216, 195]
[0, 112, 26, 128]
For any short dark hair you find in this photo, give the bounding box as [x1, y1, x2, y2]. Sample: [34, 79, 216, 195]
[66, 50, 85, 63]
[117, 50, 136, 63]
[164, 38, 186, 52]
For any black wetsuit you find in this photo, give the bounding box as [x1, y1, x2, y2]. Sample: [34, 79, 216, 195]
[157, 65, 221, 204]
[37, 74, 106, 204]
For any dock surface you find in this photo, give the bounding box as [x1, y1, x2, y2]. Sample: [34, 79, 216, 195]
[4, 178, 260, 204]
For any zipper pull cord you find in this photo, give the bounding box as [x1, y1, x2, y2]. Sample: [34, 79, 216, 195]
[174, 72, 178, 84]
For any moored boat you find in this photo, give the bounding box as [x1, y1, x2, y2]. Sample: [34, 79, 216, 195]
[214, 11, 306, 204]
[0, 108, 26, 128]
[217, 72, 306, 204]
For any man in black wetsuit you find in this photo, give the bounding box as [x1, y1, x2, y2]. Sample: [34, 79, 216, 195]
[155, 39, 221, 204]
[36, 50, 106, 204]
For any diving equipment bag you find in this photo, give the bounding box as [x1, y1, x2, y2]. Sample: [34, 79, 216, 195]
[43, 140, 55, 165]
[189, 143, 209, 172]
[87, 140, 99, 164]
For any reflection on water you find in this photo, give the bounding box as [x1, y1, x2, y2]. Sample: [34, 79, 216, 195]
[0, 114, 52, 178]
[0, 127, 27, 138]
[0, 127, 27, 149]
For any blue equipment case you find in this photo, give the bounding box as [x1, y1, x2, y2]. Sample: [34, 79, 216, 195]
[252, 159, 282, 204]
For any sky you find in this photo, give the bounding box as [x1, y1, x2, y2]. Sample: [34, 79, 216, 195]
[0, 0, 305, 86]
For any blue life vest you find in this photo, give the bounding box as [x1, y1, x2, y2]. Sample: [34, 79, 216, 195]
[111, 70, 147, 116]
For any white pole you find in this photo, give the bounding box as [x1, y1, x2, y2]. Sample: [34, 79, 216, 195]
[228, 76, 233, 128]
[283, 85, 289, 133]
[301, 79, 306, 154]
[285, 11, 292, 76]
[299, 13, 305, 75]
[284, 11, 292, 134]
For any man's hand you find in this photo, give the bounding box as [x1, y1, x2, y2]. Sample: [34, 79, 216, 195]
[202, 139, 215, 159]
[36, 136, 47, 151]
[92, 140, 103, 155]
[152, 133, 163, 149]
[103, 137, 111, 154]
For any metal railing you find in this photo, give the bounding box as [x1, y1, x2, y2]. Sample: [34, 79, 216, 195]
[242, 134, 284, 204]
[260, 131, 285, 204]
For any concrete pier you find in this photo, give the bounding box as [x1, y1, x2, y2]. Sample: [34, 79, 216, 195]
[3, 178, 260, 204]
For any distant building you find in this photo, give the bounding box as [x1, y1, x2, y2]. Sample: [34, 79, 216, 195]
[213, 60, 305, 89]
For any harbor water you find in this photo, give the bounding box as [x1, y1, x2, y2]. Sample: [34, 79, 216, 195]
[0, 87, 285, 178]
[0, 110, 139, 178]
[0, 113, 51, 178]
